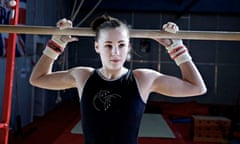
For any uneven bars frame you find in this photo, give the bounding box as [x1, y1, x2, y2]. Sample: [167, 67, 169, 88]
[0, 25, 240, 41]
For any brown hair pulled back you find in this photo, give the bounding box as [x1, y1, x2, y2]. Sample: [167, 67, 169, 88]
[90, 15, 129, 40]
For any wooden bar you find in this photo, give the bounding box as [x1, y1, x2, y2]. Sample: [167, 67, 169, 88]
[0, 24, 240, 41]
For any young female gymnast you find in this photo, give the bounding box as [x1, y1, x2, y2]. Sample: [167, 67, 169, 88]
[30, 15, 206, 144]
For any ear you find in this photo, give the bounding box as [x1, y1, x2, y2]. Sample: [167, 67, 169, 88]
[95, 41, 100, 53]
[126, 43, 132, 61]
[128, 42, 132, 53]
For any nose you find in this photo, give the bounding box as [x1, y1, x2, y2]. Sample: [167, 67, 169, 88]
[111, 46, 120, 55]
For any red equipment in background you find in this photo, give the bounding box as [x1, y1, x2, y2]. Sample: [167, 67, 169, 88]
[0, 0, 19, 144]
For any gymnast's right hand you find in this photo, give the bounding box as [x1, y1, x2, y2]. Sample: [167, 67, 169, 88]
[43, 18, 78, 60]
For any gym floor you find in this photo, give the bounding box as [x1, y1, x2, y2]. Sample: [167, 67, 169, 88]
[10, 98, 240, 144]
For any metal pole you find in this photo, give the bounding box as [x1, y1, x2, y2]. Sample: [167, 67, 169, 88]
[0, 0, 19, 143]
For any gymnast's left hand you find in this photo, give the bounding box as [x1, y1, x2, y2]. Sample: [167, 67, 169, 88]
[153, 22, 181, 47]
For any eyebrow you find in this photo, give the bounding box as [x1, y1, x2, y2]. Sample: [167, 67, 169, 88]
[104, 40, 128, 44]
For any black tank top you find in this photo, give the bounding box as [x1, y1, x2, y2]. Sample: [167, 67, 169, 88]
[80, 69, 146, 144]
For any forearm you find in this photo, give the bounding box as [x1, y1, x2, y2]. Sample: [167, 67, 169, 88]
[29, 54, 76, 90]
[29, 19, 78, 90]
[29, 54, 55, 86]
[179, 61, 207, 95]
[152, 22, 207, 96]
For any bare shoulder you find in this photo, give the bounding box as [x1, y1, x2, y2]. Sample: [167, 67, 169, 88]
[133, 68, 164, 101]
[133, 68, 163, 79]
[70, 66, 94, 73]
[69, 66, 94, 78]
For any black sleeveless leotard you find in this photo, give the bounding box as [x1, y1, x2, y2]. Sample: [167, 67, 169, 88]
[80, 69, 146, 144]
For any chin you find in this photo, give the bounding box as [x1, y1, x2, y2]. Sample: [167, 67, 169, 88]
[109, 65, 123, 71]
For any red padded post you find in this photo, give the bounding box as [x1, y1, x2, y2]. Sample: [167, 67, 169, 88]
[0, 0, 19, 144]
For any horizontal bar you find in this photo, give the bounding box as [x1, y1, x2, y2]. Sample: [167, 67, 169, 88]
[0, 24, 240, 41]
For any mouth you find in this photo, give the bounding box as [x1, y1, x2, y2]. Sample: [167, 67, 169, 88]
[110, 59, 121, 63]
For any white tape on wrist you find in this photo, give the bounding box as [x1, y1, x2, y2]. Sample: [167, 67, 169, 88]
[174, 51, 192, 66]
[166, 39, 183, 52]
[51, 36, 67, 48]
[166, 40, 192, 66]
[42, 39, 65, 60]
[43, 47, 60, 60]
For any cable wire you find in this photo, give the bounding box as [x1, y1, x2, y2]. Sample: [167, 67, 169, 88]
[71, 0, 85, 22]
[75, 0, 102, 27]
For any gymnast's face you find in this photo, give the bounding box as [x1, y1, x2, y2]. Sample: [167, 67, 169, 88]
[95, 27, 130, 70]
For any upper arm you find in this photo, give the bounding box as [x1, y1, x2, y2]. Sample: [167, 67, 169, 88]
[134, 68, 205, 99]
[30, 68, 76, 90]
[152, 72, 206, 97]
[151, 73, 196, 97]
[30, 67, 93, 90]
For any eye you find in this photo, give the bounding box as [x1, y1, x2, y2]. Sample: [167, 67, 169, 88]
[119, 43, 127, 48]
[104, 44, 112, 49]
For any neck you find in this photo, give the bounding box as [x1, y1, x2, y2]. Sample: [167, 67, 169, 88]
[99, 67, 127, 80]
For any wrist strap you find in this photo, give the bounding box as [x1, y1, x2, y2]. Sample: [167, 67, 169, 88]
[47, 39, 64, 53]
[43, 47, 59, 60]
[43, 40, 64, 60]
[174, 51, 192, 65]
[167, 43, 192, 66]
